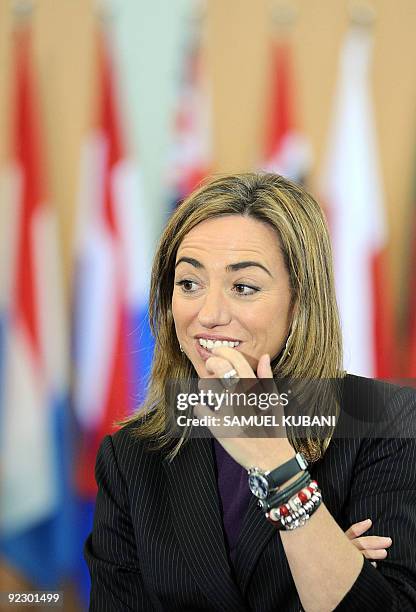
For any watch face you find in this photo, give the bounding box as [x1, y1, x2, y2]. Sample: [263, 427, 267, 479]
[248, 473, 269, 499]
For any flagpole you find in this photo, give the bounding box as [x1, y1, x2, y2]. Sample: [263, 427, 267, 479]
[348, 2, 376, 27]
[12, 0, 33, 22]
[270, 1, 297, 30]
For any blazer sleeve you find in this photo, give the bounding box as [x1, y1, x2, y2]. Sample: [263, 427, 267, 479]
[335, 388, 416, 611]
[84, 434, 157, 611]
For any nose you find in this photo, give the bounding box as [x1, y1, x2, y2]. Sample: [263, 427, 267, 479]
[197, 287, 232, 328]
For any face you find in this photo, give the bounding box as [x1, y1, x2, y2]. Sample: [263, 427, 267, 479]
[172, 215, 294, 378]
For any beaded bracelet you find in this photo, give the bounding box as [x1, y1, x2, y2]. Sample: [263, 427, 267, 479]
[281, 492, 322, 531]
[267, 484, 322, 528]
[281, 479, 320, 513]
[257, 470, 311, 511]
[274, 481, 320, 522]
[266, 491, 322, 531]
[266, 481, 322, 531]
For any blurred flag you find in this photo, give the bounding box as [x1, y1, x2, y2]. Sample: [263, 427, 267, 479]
[73, 30, 153, 499]
[259, 38, 311, 184]
[0, 166, 20, 402]
[72, 28, 155, 603]
[407, 176, 416, 377]
[0, 26, 73, 587]
[166, 13, 212, 203]
[321, 26, 396, 378]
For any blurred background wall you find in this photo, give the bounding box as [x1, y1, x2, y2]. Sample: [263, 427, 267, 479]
[1, 0, 415, 609]
[2, 0, 416, 292]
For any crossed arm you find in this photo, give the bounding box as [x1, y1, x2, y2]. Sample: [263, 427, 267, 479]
[86, 433, 416, 612]
[279, 435, 416, 611]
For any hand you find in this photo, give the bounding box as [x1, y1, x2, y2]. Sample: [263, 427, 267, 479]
[193, 345, 295, 470]
[345, 518, 392, 568]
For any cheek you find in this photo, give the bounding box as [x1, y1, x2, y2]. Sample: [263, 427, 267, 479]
[171, 293, 180, 317]
[172, 294, 196, 329]
[243, 298, 287, 326]
[171, 294, 182, 335]
[248, 296, 292, 340]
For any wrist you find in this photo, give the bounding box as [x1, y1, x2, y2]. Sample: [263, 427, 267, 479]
[256, 440, 296, 471]
[248, 450, 308, 500]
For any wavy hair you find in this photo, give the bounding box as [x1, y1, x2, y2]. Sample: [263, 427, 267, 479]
[118, 173, 344, 462]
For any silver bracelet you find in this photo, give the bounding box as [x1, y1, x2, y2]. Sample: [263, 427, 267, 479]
[266, 488, 322, 531]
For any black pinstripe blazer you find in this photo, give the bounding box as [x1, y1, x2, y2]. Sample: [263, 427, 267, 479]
[85, 375, 416, 611]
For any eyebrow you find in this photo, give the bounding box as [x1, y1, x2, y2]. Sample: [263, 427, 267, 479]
[174, 256, 272, 277]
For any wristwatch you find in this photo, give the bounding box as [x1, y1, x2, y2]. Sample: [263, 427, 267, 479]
[247, 452, 308, 500]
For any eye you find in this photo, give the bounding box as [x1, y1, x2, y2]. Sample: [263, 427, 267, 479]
[233, 284, 259, 296]
[175, 279, 200, 293]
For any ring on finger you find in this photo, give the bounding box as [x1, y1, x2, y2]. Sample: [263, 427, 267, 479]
[221, 368, 240, 388]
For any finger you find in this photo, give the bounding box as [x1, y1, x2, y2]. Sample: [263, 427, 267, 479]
[345, 519, 372, 539]
[198, 373, 226, 397]
[210, 346, 256, 378]
[256, 354, 273, 379]
[205, 355, 234, 377]
[361, 548, 388, 560]
[351, 536, 392, 551]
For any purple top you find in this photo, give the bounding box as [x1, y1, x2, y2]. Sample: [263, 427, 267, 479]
[213, 439, 252, 570]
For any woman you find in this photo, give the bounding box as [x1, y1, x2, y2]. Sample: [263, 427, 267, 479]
[85, 173, 416, 611]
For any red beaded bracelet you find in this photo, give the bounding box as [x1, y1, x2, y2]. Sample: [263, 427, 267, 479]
[270, 480, 318, 520]
[266, 480, 322, 530]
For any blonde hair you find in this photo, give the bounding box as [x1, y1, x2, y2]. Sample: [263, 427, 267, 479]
[118, 173, 344, 462]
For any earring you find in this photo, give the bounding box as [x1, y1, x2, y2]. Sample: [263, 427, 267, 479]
[179, 344, 184, 352]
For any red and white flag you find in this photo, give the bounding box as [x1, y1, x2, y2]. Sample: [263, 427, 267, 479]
[321, 27, 396, 378]
[260, 39, 311, 183]
[0, 27, 67, 534]
[73, 31, 147, 497]
[167, 21, 212, 202]
[407, 197, 416, 377]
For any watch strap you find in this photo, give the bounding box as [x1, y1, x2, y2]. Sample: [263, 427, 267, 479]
[266, 452, 308, 488]
[258, 470, 311, 511]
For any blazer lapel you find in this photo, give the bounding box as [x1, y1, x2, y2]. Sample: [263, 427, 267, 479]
[234, 492, 281, 597]
[163, 436, 247, 612]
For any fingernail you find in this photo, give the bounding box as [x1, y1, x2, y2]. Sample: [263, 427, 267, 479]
[362, 518, 372, 524]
